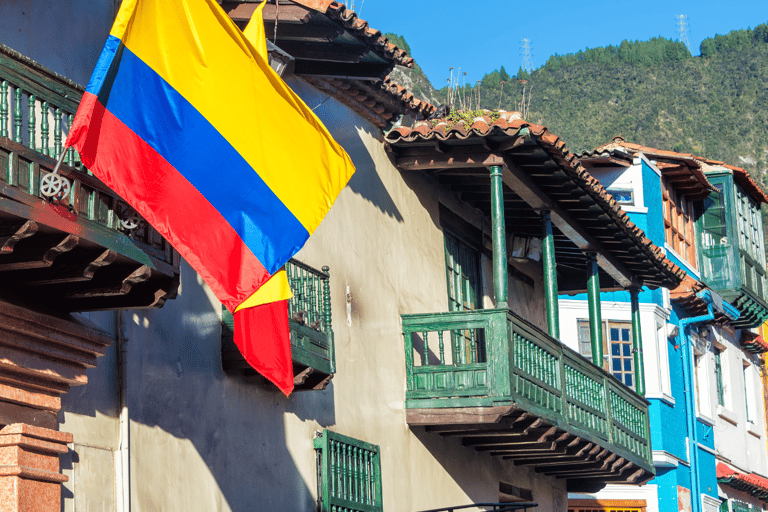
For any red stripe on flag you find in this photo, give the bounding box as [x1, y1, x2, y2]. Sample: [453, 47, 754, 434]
[234, 301, 293, 395]
[68, 93, 269, 311]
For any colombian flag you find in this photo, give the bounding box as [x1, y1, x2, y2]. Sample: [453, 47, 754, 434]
[66, 0, 355, 395]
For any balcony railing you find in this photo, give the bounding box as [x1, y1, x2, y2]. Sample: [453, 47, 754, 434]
[0, 43, 179, 311]
[222, 259, 334, 391]
[402, 308, 653, 486]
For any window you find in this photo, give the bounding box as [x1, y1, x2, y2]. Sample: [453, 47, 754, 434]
[743, 361, 754, 423]
[607, 188, 634, 206]
[444, 228, 485, 364]
[444, 230, 480, 312]
[314, 429, 382, 512]
[577, 320, 634, 389]
[735, 185, 767, 297]
[662, 177, 697, 269]
[714, 349, 725, 407]
[693, 351, 713, 418]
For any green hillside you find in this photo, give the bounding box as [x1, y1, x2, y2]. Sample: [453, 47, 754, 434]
[393, 24, 768, 190]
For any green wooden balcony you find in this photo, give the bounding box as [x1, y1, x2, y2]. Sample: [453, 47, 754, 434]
[698, 172, 768, 327]
[222, 259, 335, 391]
[402, 309, 653, 490]
[0, 44, 179, 312]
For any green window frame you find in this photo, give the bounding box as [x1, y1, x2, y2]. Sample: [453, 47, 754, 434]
[714, 349, 725, 407]
[314, 429, 382, 512]
[735, 184, 767, 298]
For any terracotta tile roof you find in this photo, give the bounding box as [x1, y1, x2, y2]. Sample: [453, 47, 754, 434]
[385, 113, 687, 289]
[717, 462, 768, 500]
[669, 276, 735, 321]
[321, 2, 414, 68]
[722, 163, 768, 205]
[593, 136, 768, 205]
[225, 0, 412, 80]
[304, 75, 436, 129]
[584, 137, 716, 198]
[740, 331, 768, 354]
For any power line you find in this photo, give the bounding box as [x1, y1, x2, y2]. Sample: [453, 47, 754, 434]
[520, 38, 533, 73]
[676, 15, 692, 53]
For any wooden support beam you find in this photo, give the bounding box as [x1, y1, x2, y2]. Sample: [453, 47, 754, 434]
[24, 250, 117, 286]
[477, 441, 557, 452]
[0, 234, 79, 271]
[395, 151, 496, 171]
[0, 220, 37, 254]
[501, 156, 637, 288]
[66, 265, 151, 298]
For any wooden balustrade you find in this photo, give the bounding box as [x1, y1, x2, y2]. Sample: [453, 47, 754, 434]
[402, 308, 653, 480]
[0, 43, 179, 311]
[221, 259, 335, 390]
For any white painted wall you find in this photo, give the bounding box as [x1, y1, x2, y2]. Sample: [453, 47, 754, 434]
[708, 326, 768, 478]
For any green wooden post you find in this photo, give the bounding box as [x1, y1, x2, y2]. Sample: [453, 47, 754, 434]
[630, 287, 646, 396]
[0, 81, 7, 138]
[489, 164, 508, 308]
[322, 265, 335, 373]
[403, 331, 414, 391]
[53, 107, 62, 158]
[13, 88, 22, 143]
[587, 253, 603, 367]
[27, 95, 35, 150]
[542, 211, 560, 339]
[66, 114, 75, 166]
[40, 101, 49, 156]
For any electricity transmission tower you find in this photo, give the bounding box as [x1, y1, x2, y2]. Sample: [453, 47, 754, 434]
[520, 39, 533, 73]
[676, 15, 692, 53]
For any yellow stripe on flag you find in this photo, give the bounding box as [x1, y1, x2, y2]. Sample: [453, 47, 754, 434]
[111, 0, 355, 235]
[243, 0, 269, 62]
[234, 270, 293, 313]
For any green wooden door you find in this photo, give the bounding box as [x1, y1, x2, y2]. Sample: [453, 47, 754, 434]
[444, 231, 484, 363]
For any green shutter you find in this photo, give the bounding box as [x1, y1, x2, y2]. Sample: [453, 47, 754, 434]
[715, 350, 725, 407]
[314, 430, 383, 512]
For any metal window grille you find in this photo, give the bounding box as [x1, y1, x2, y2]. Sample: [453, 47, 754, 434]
[314, 429, 382, 512]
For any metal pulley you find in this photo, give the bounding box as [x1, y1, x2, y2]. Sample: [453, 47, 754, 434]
[40, 172, 71, 201]
[119, 206, 142, 230]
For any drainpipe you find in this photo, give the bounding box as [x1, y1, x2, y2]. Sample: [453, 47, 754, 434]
[115, 311, 130, 512]
[676, 290, 739, 512]
[630, 287, 645, 396]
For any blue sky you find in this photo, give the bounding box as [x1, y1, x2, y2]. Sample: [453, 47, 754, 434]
[351, 0, 768, 88]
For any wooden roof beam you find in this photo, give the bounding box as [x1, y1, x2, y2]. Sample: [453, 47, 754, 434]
[501, 155, 637, 288]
